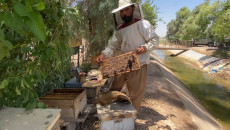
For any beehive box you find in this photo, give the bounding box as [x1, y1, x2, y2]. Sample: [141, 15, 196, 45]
[97, 101, 137, 130]
[82, 79, 107, 104]
[40, 88, 87, 122]
[102, 52, 140, 78]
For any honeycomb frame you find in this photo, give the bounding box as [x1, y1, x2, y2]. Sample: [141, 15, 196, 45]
[102, 52, 140, 78]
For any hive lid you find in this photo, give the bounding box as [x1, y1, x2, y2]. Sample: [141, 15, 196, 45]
[82, 79, 107, 88]
[97, 101, 137, 122]
[0, 107, 61, 130]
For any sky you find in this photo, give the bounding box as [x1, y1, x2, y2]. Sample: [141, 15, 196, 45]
[153, 0, 211, 37]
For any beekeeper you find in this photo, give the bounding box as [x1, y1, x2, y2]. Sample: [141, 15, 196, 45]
[97, 0, 159, 111]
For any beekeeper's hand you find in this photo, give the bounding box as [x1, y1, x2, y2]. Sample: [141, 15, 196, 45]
[97, 54, 105, 63]
[136, 46, 147, 55]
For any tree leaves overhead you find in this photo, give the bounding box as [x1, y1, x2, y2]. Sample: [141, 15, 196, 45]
[3, 12, 24, 35]
[167, 7, 190, 42]
[14, 2, 46, 42]
[0, 79, 8, 90]
[35, 0, 45, 11]
[0, 0, 158, 110]
[166, 0, 227, 45]
[24, 12, 46, 42]
[0, 28, 13, 60]
[142, 0, 157, 27]
[0, 0, 75, 109]
[77, 0, 157, 55]
[211, 0, 230, 42]
[77, 0, 116, 55]
[15, 87, 21, 95]
[0, 28, 4, 40]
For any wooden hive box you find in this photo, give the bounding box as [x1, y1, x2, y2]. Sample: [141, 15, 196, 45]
[40, 88, 87, 122]
[97, 101, 137, 130]
[82, 79, 107, 104]
[102, 52, 140, 78]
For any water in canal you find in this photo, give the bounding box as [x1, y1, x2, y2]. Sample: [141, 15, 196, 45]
[153, 50, 230, 129]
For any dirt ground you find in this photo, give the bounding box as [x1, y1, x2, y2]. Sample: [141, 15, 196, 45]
[190, 46, 230, 58]
[79, 59, 221, 130]
[190, 46, 217, 56]
[134, 62, 198, 130]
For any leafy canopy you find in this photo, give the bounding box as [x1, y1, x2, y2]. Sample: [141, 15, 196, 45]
[0, 0, 79, 109]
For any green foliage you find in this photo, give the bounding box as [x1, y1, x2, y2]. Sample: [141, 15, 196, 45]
[0, 0, 79, 109]
[77, 0, 158, 57]
[211, 0, 230, 43]
[0, 0, 158, 109]
[181, 1, 213, 40]
[166, 0, 222, 45]
[142, 0, 157, 27]
[167, 20, 177, 42]
[211, 50, 229, 58]
[167, 7, 190, 42]
[80, 61, 92, 73]
[77, 0, 116, 56]
[0, 28, 13, 60]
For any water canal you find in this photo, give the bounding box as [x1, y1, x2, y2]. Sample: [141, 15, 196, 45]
[153, 50, 230, 129]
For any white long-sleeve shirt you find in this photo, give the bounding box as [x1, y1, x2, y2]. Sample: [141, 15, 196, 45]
[102, 19, 159, 66]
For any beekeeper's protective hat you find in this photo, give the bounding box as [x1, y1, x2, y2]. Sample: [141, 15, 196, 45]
[112, 0, 144, 30]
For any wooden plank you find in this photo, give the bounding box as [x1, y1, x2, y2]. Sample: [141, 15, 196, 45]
[40, 94, 79, 100]
[52, 88, 84, 93]
[51, 119, 64, 130]
[40, 88, 84, 100]
[60, 108, 75, 121]
[0, 107, 61, 130]
[170, 50, 188, 57]
[40, 88, 87, 122]
[41, 100, 74, 108]
[82, 79, 107, 88]
[73, 89, 87, 119]
[45, 93, 80, 95]
[47, 113, 61, 130]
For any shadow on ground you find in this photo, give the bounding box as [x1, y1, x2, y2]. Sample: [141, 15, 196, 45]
[135, 106, 167, 129]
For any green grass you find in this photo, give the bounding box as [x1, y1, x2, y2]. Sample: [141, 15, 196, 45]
[212, 50, 230, 58]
